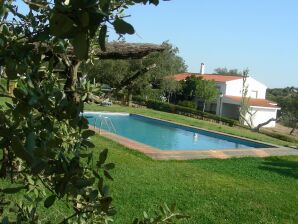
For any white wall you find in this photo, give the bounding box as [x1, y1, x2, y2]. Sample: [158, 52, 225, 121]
[225, 77, 267, 99]
[244, 107, 278, 128]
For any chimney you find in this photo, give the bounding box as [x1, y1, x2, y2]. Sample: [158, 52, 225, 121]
[200, 63, 205, 74]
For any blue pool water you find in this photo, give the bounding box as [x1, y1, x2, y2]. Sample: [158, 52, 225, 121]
[84, 112, 272, 151]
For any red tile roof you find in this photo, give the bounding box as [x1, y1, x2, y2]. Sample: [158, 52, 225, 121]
[224, 95, 280, 108]
[171, 73, 243, 82]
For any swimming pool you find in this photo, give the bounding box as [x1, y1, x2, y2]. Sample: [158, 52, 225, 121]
[84, 112, 273, 151]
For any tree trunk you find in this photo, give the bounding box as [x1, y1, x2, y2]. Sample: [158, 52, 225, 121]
[122, 94, 126, 105]
[252, 118, 277, 132]
[0, 148, 9, 178]
[239, 113, 253, 129]
[290, 122, 297, 135]
[167, 92, 171, 103]
[128, 91, 132, 107]
[202, 102, 206, 113]
[64, 60, 81, 103]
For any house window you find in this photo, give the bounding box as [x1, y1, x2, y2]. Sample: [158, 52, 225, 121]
[251, 90, 258, 98]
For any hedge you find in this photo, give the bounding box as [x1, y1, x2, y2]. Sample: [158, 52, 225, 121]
[132, 96, 237, 127]
[260, 130, 298, 144]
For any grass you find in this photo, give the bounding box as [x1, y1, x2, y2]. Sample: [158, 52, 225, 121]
[99, 137, 298, 223]
[85, 103, 296, 147]
[1, 102, 297, 223]
[2, 136, 297, 223]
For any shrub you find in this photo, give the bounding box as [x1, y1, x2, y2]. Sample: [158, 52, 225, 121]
[177, 100, 196, 109]
[133, 97, 236, 127]
[260, 130, 298, 144]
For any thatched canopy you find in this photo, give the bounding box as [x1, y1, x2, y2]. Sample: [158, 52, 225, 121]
[94, 42, 165, 60]
[32, 41, 165, 60]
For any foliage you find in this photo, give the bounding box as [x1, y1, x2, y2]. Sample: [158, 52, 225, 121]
[179, 75, 199, 101]
[159, 78, 181, 102]
[214, 67, 242, 76]
[81, 42, 186, 100]
[133, 204, 189, 224]
[267, 86, 298, 100]
[178, 75, 218, 112]
[0, 0, 187, 223]
[238, 69, 256, 127]
[267, 87, 298, 134]
[260, 129, 298, 144]
[177, 100, 196, 109]
[195, 78, 218, 112]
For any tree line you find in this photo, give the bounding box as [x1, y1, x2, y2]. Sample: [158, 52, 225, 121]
[267, 87, 298, 135]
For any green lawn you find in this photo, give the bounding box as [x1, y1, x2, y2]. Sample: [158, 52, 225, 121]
[85, 104, 296, 147]
[99, 137, 298, 223]
[2, 136, 297, 223]
[1, 102, 298, 223]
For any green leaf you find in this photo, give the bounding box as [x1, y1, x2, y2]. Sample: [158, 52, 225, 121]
[49, 13, 75, 37]
[149, 0, 159, 6]
[82, 130, 95, 138]
[5, 62, 18, 79]
[98, 148, 108, 165]
[0, 4, 6, 18]
[2, 186, 25, 194]
[100, 0, 110, 12]
[97, 177, 104, 191]
[73, 33, 89, 60]
[103, 163, 115, 170]
[98, 25, 107, 51]
[25, 131, 36, 151]
[132, 0, 148, 4]
[44, 195, 56, 208]
[113, 17, 135, 35]
[104, 170, 113, 180]
[82, 139, 95, 148]
[143, 211, 148, 219]
[27, 176, 34, 185]
[11, 136, 32, 163]
[100, 196, 112, 211]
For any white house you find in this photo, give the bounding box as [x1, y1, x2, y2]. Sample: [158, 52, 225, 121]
[172, 63, 280, 128]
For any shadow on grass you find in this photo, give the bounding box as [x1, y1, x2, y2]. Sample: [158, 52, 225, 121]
[259, 157, 298, 179]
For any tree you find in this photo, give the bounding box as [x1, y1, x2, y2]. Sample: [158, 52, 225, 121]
[195, 78, 218, 112]
[81, 41, 187, 102]
[160, 78, 182, 102]
[0, 0, 187, 223]
[239, 70, 277, 132]
[267, 87, 298, 134]
[279, 91, 298, 135]
[144, 41, 187, 88]
[180, 75, 200, 101]
[214, 67, 242, 76]
[239, 70, 254, 126]
[178, 75, 218, 112]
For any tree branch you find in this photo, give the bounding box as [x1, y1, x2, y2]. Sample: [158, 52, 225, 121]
[116, 64, 156, 90]
[252, 118, 277, 132]
[239, 113, 253, 129]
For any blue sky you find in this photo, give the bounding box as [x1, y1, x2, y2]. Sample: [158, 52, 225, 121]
[109, 0, 298, 88]
[15, 0, 298, 88]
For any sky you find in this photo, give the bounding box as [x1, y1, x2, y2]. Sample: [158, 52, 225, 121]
[15, 0, 298, 88]
[108, 0, 298, 88]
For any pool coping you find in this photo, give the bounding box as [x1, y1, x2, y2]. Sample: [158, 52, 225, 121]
[87, 112, 298, 160]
